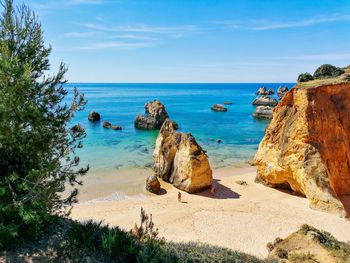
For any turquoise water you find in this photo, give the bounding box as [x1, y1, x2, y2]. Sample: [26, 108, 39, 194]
[66, 83, 294, 173]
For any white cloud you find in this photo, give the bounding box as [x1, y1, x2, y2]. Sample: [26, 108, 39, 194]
[218, 14, 350, 31]
[79, 41, 154, 50]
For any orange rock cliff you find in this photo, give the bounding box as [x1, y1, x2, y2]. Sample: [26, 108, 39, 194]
[254, 81, 350, 215]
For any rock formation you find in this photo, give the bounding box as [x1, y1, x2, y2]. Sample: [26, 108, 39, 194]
[252, 95, 278, 107]
[153, 119, 212, 193]
[103, 121, 122, 130]
[254, 81, 350, 214]
[267, 224, 350, 262]
[211, 104, 228, 112]
[146, 175, 161, 194]
[256, 87, 274, 95]
[134, 100, 169, 130]
[277, 86, 289, 98]
[252, 106, 273, 119]
[88, 111, 101, 122]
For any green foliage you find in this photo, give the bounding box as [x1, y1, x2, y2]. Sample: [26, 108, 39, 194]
[64, 214, 269, 263]
[297, 72, 314, 82]
[0, 0, 87, 249]
[313, 64, 345, 79]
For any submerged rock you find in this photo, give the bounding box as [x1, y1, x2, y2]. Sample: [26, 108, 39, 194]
[223, 102, 233, 105]
[254, 82, 350, 215]
[88, 111, 101, 122]
[134, 100, 171, 130]
[252, 106, 273, 119]
[153, 119, 212, 193]
[211, 104, 227, 112]
[252, 95, 278, 107]
[146, 175, 161, 194]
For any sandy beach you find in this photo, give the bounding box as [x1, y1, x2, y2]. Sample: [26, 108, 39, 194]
[70, 166, 350, 259]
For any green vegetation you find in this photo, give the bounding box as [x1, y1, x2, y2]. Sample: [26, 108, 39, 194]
[1, 211, 270, 263]
[313, 64, 345, 79]
[0, 0, 87, 249]
[297, 64, 346, 83]
[297, 72, 314, 82]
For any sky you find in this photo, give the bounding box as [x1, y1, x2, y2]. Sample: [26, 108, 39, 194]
[11, 0, 350, 83]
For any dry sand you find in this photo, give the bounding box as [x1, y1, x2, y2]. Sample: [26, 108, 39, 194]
[71, 166, 350, 259]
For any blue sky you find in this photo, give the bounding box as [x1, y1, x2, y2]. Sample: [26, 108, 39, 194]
[13, 0, 350, 82]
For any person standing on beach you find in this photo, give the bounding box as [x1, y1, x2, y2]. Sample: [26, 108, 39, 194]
[178, 191, 182, 202]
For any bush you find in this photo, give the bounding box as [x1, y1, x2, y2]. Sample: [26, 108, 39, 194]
[313, 64, 345, 79]
[297, 72, 314, 82]
[0, 0, 87, 249]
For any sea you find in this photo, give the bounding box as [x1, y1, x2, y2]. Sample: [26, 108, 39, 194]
[65, 83, 295, 176]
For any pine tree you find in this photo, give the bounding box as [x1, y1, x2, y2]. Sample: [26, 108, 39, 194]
[0, 0, 88, 248]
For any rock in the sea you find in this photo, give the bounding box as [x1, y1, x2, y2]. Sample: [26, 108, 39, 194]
[211, 104, 227, 112]
[252, 106, 273, 119]
[103, 121, 111, 128]
[223, 102, 233, 105]
[146, 175, 161, 194]
[256, 86, 268, 95]
[111, 125, 122, 130]
[153, 119, 212, 193]
[267, 89, 274, 95]
[103, 121, 122, 130]
[252, 95, 278, 107]
[277, 86, 289, 98]
[88, 111, 101, 122]
[134, 100, 170, 130]
[254, 82, 350, 214]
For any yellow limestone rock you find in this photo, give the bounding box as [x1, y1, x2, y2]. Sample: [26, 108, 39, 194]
[153, 119, 212, 193]
[254, 82, 350, 215]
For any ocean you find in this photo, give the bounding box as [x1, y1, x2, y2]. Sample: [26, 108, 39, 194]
[65, 83, 294, 175]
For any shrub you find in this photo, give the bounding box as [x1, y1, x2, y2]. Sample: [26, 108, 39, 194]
[0, 0, 87, 249]
[313, 64, 345, 79]
[297, 72, 314, 82]
[288, 252, 317, 263]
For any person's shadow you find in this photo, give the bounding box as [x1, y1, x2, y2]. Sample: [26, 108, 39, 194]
[196, 179, 240, 199]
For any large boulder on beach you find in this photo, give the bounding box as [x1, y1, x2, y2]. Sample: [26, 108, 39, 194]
[146, 175, 161, 194]
[134, 100, 169, 129]
[153, 119, 212, 193]
[254, 79, 350, 215]
[211, 104, 227, 112]
[88, 111, 101, 122]
[252, 106, 273, 119]
[252, 95, 278, 107]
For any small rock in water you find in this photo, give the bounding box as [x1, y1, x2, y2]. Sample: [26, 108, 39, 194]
[211, 104, 228, 112]
[140, 147, 149, 154]
[103, 121, 112, 128]
[88, 111, 101, 122]
[111, 125, 122, 130]
[223, 102, 233, 105]
[216, 139, 222, 143]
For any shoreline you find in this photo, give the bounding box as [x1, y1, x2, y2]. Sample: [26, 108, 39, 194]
[70, 165, 350, 258]
[72, 163, 254, 203]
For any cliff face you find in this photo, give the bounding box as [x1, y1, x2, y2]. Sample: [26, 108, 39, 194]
[254, 82, 350, 214]
[153, 119, 212, 193]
